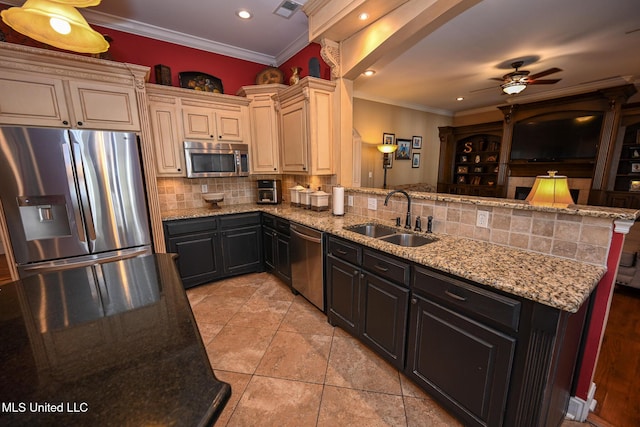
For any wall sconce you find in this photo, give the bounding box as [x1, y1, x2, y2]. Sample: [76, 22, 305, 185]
[1, 0, 109, 54]
[525, 171, 575, 207]
[377, 144, 398, 189]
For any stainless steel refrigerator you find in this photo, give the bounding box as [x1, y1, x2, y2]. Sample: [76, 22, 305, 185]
[0, 127, 152, 277]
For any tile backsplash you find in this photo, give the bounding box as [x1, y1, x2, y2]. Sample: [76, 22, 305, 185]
[157, 175, 336, 211]
[345, 190, 613, 266]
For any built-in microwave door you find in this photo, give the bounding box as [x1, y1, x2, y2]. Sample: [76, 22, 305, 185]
[186, 151, 237, 177]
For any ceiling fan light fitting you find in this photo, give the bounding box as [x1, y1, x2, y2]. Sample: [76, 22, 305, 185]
[502, 81, 527, 94]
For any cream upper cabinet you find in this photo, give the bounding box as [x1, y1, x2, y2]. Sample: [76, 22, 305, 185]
[278, 77, 336, 175]
[148, 96, 184, 177]
[182, 105, 245, 142]
[67, 80, 140, 130]
[238, 84, 287, 174]
[0, 70, 70, 127]
[145, 84, 251, 177]
[0, 70, 140, 131]
[182, 107, 216, 139]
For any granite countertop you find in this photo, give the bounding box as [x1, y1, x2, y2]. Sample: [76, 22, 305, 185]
[0, 254, 230, 426]
[163, 204, 608, 313]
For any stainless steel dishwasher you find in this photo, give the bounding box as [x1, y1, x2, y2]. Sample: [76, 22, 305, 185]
[290, 223, 324, 311]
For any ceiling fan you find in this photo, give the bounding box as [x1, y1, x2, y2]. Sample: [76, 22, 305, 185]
[492, 61, 562, 94]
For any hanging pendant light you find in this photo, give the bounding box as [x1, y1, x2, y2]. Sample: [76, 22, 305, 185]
[1, 0, 109, 54]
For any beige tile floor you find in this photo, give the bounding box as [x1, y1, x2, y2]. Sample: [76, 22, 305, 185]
[187, 272, 589, 427]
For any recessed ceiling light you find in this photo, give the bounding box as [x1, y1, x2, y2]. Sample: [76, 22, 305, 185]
[456, 97, 464, 101]
[363, 69, 376, 77]
[358, 12, 369, 21]
[237, 9, 252, 19]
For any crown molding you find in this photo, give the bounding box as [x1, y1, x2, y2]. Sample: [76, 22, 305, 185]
[82, 9, 278, 65]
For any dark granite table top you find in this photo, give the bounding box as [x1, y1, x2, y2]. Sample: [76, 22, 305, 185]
[0, 254, 230, 426]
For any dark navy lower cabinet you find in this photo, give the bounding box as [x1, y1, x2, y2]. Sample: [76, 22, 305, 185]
[405, 293, 515, 427]
[164, 212, 264, 288]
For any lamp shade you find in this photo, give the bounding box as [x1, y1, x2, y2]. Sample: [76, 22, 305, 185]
[377, 144, 398, 154]
[1, 0, 109, 54]
[49, 0, 101, 6]
[525, 171, 575, 207]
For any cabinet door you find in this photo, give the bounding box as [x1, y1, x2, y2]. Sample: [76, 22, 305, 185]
[275, 233, 291, 285]
[360, 273, 409, 369]
[263, 228, 276, 271]
[406, 294, 515, 427]
[280, 100, 308, 173]
[182, 107, 216, 139]
[326, 255, 360, 336]
[249, 99, 280, 173]
[166, 231, 220, 288]
[220, 225, 263, 276]
[0, 70, 70, 127]
[307, 88, 334, 175]
[149, 102, 185, 176]
[68, 80, 140, 130]
[215, 109, 244, 142]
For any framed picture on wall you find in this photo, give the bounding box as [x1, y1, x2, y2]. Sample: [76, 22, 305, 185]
[412, 136, 422, 149]
[383, 132, 396, 145]
[632, 163, 640, 173]
[395, 139, 411, 159]
[412, 153, 420, 168]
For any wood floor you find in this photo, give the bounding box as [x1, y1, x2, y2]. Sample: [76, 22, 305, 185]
[589, 285, 640, 427]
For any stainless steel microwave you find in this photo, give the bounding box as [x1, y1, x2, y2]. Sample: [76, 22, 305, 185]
[184, 141, 249, 178]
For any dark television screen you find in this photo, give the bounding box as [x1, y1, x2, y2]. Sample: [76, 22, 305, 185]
[510, 112, 603, 161]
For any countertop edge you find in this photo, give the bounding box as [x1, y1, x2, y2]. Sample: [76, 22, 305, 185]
[161, 204, 605, 313]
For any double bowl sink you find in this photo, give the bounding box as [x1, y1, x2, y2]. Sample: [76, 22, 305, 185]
[344, 223, 437, 247]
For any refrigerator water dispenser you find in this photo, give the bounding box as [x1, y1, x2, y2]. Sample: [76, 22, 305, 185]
[17, 195, 72, 241]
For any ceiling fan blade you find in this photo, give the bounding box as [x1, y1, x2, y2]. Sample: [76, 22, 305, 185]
[528, 67, 562, 80]
[489, 77, 506, 82]
[528, 78, 561, 85]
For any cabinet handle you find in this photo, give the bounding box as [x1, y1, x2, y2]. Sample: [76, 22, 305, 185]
[177, 168, 181, 171]
[62, 120, 69, 125]
[210, 135, 214, 138]
[374, 264, 389, 272]
[445, 290, 467, 302]
[335, 249, 347, 255]
[411, 298, 417, 305]
[77, 121, 83, 126]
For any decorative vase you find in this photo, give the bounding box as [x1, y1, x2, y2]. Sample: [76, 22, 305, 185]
[289, 67, 301, 85]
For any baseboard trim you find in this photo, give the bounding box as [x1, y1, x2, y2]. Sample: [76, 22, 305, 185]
[566, 382, 597, 422]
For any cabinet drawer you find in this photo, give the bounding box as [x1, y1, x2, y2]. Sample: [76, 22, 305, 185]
[219, 212, 261, 229]
[413, 266, 520, 332]
[164, 217, 217, 236]
[362, 249, 410, 286]
[275, 218, 290, 235]
[327, 236, 361, 265]
[262, 213, 276, 229]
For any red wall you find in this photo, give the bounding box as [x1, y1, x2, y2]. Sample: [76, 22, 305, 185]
[0, 4, 329, 95]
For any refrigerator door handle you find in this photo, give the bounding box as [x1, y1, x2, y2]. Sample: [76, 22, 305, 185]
[62, 140, 88, 243]
[18, 246, 152, 276]
[69, 135, 97, 247]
